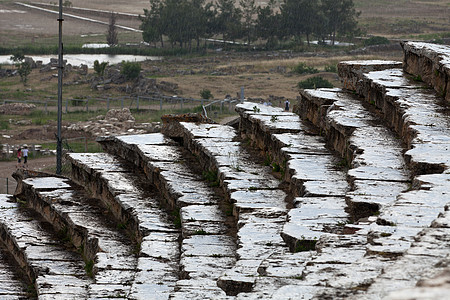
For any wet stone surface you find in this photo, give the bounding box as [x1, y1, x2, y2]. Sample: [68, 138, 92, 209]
[20, 176, 138, 298]
[0, 194, 91, 298]
[338, 60, 403, 91]
[96, 133, 237, 298]
[67, 152, 180, 298]
[401, 41, 450, 102]
[178, 121, 294, 296]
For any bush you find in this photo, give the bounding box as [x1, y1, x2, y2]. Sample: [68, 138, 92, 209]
[93, 60, 108, 76]
[200, 89, 213, 100]
[324, 64, 337, 73]
[298, 77, 334, 89]
[121, 61, 141, 80]
[292, 62, 319, 75]
[364, 36, 390, 46]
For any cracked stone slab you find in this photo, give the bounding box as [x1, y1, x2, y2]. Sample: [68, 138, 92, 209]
[247, 114, 304, 133]
[170, 279, 232, 299]
[0, 195, 91, 298]
[236, 102, 287, 115]
[180, 122, 237, 140]
[230, 189, 287, 212]
[287, 153, 345, 182]
[338, 60, 403, 91]
[180, 205, 228, 236]
[20, 177, 138, 297]
[272, 133, 330, 156]
[115, 133, 173, 146]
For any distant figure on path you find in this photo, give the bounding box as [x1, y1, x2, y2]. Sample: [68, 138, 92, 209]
[285, 100, 290, 111]
[16, 148, 22, 169]
[22, 145, 29, 168]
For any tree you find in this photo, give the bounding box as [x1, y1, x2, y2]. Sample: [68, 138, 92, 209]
[280, 0, 323, 46]
[216, 0, 243, 44]
[17, 62, 32, 84]
[256, 0, 282, 48]
[239, 0, 257, 50]
[107, 12, 118, 46]
[10, 53, 31, 85]
[321, 0, 360, 45]
[140, 0, 164, 47]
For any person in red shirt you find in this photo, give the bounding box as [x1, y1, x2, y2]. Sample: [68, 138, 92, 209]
[16, 147, 22, 169]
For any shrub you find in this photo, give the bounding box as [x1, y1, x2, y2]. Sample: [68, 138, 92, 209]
[298, 77, 334, 89]
[292, 62, 319, 75]
[324, 64, 337, 73]
[200, 89, 213, 100]
[121, 61, 141, 80]
[364, 36, 390, 46]
[93, 60, 108, 77]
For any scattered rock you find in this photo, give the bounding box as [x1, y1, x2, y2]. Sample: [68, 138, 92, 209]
[0, 103, 36, 115]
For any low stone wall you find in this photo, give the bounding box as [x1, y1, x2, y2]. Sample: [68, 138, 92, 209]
[401, 41, 450, 102]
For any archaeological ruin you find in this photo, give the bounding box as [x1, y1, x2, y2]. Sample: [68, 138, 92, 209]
[0, 41, 449, 299]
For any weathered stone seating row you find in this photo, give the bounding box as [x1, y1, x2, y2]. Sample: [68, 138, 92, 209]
[15, 175, 138, 298]
[66, 152, 179, 299]
[401, 41, 450, 102]
[96, 134, 236, 299]
[234, 102, 397, 298]
[235, 102, 349, 243]
[0, 194, 91, 299]
[297, 87, 416, 251]
[0, 241, 29, 299]
[338, 57, 450, 297]
[341, 62, 450, 175]
[171, 121, 291, 295]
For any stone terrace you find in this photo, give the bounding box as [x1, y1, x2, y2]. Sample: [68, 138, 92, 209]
[0, 42, 448, 299]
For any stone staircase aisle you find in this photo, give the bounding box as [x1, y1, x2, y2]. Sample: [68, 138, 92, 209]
[66, 152, 180, 299]
[95, 133, 236, 299]
[234, 101, 400, 298]
[338, 42, 450, 299]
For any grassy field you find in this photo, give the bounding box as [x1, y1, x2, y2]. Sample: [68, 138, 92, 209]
[0, 0, 449, 49]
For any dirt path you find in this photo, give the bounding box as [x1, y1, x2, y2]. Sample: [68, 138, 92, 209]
[0, 156, 56, 194]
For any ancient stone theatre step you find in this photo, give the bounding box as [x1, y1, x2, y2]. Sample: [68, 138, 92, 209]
[66, 152, 180, 299]
[0, 194, 91, 298]
[401, 41, 450, 102]
[96, 133, 236, 299]
[171, 121, 290, 295]
[16, 176, 138, 298]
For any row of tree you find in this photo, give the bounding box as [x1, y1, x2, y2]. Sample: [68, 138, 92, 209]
[139, 0, 360, 50]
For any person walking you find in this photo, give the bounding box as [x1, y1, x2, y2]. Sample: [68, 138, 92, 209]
[284, 99, 290, 111]
[16, 147, 22, 169]
[22, 145, 29, 169]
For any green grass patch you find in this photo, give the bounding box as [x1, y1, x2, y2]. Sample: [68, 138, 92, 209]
[0, 120, 9, 130]
[298, 77, 334, 89]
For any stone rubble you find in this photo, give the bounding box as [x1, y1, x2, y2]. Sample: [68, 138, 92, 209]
[67, 108, 161, 137]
